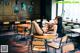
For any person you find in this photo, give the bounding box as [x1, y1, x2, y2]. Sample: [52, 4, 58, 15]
[31, 16, 64, 37]
[48, 16, 63, 37]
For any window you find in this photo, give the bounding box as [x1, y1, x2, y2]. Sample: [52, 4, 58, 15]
[58, 0, 80, 22]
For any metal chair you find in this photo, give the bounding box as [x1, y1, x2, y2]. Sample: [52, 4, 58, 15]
[47, 35, 68, 53]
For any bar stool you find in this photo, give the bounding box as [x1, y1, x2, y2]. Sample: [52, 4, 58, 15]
[31, 40, 47, 53]
[30, 34, 57, 53]
[30, 34, 47, 53]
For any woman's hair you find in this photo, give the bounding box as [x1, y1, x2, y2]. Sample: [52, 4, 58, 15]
[56, 16, 63, 37]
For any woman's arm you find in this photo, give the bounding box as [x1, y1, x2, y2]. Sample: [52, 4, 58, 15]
[32, 21, 43, 34]
[53, 25, 57, 33]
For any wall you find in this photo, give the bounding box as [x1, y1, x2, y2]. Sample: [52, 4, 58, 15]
[0, 0, 31, 21]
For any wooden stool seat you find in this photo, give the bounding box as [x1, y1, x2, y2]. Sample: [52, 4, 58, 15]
[33, 46, 46, 51]
[32, 41, 45, 45]
[34, 34, 57, 39]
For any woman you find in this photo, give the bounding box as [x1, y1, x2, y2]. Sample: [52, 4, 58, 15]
[32, 16, 64, 37]
[49, 16, 63, 37]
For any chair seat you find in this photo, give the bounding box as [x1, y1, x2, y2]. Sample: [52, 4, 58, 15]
[33, 46, 46, 51]
[32, 41, 45, 45]
[48, 41, 60, 48]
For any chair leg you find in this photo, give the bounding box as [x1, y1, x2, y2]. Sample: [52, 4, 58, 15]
[30, 36, 34, 53]
[45, 40, 48, 53]
[27, 41, 31, 53]
[53, 48, 56, 53]
[47, 47, 50, 53]
[61, 47, 63, 53]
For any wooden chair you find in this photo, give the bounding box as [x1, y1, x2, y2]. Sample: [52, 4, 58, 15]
[47, 35, 68, 53]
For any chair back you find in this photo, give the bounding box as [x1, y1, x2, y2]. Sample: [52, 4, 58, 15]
[61, 35, 68, 42]
[59, 35, 68, 48]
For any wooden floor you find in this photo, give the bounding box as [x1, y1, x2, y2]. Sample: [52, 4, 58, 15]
[0, 31, 80, 53]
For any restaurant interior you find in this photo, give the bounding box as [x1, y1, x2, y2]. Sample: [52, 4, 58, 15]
[0, 0, 80, 53]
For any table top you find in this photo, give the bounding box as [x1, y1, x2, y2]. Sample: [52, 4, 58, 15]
[70, 28, 80, 33]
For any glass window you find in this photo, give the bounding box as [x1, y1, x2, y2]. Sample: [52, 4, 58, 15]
[58, 0, 80, 22]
